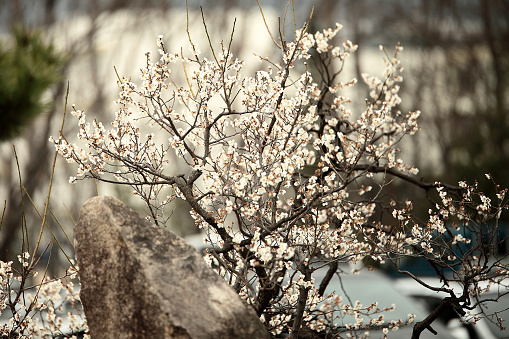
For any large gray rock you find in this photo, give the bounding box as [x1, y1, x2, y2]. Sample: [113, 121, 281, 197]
[75, 196, 269, 339]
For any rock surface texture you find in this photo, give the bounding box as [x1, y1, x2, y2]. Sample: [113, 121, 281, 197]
[75, 196, 269, 339]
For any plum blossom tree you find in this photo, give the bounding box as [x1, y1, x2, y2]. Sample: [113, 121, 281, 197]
[49, 10, 508, 339]
[0, 255, 86, 338]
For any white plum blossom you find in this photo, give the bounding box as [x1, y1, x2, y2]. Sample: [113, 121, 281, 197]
[48, 17, 509, 338]
[0, 255, 88, 338]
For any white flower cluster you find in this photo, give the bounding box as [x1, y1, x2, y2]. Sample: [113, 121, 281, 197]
[0, 256, 88, 338]
[50, 20, 509, 336]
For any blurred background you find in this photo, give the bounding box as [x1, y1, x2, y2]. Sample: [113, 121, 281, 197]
[0, 0, 508, 276]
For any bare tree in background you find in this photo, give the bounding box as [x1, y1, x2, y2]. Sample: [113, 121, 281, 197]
[381, 0, 508, 195]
